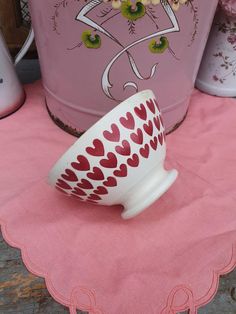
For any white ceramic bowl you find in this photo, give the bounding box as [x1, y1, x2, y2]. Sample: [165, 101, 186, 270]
[48, 90, 178, 219]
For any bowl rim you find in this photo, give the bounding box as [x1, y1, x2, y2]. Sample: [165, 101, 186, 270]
[74, 89, 154, 143]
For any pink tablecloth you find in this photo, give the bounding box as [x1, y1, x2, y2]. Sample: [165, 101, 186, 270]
[0, 81, 236, 314]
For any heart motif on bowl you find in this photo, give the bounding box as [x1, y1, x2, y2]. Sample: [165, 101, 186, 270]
[56, 179, 72, 190]
[150, 136, 158, 150]
[127, 154, 139, 167]
[146, 99, 156, 114]
[140, 144, 150, 159]
[113, 164, 128, 177]
[72, 187, 87, 196]
[86, 139, 105, 157]
[130, 128, 143, 145]
[71, 155, 90, 171]
[143, 120, 153, 136]
[103, 124, 120, 142]
[100, 152, 118, 168]
[94, 186, 108, 195]
[77, 179, 94, 190]
[87, 167, 105, 181]
[120, 112, 135, 130]
[103, 176, 117, 187]
[115, 140, 131, 156]
[134, 103, 147, 121]
[61, 169, 78, 182]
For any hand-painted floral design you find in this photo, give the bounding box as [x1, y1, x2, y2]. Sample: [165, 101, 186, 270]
[212, 17, 236, 84]
[81, 30, 102, 48]
[219, 0, 236, 17]
[51, 0, 198, 99]
[122, 1, 146, 20]
[216, 18, 236, 49]
[52, 0, 198, 48]
[149, 36, 169, 53]
[227, 32, 236, 43]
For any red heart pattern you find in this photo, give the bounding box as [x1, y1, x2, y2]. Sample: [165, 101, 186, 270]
[86, 139, 105, 157]
[88, 194, 102, 201]
[72, 187, 87, 196]
[100, 152, 118, 168]
[94, 186, 108, 195]
[143, 120, 153, 136]
[77, 179, 93, 189]
[146, 99, 156, 114]
[150, 136, 158, 150]
[130, 128, 143, 145]
[114, 164, 128, 177]
[87, 167, 105, 181]
[127, 154, 139, 167]
[120, 112, 135, 130]
[56, 96, 165, 203]
[134, 103, 147, 121]
[158, 133, 164, 146]
[103, 177, 117, 187]
[71, 155, 90, 171]
[115, 140, 131, 156]
[56, 179, 72, 190]
[61, 169, 78, 182]
[103, 124, 120, 142]
[140, 144, 150, 159]
[160, 115, 164, 128]
[153, 116, 161, 131]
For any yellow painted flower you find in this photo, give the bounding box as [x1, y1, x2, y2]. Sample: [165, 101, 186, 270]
[141, 0, 150, 5]
[121, 1, 146, 20]
[141, 0, 160, 5]
[169, 0, 188, 11]
[112, 0, 122, 9]
[151, 0, 160, 4]
[105, 0, 160, 8]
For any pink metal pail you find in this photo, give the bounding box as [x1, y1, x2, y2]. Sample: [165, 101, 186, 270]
[29, 0, 217, 136]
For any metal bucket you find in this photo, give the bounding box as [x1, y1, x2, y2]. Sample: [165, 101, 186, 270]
[29, 0, 218, 135]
